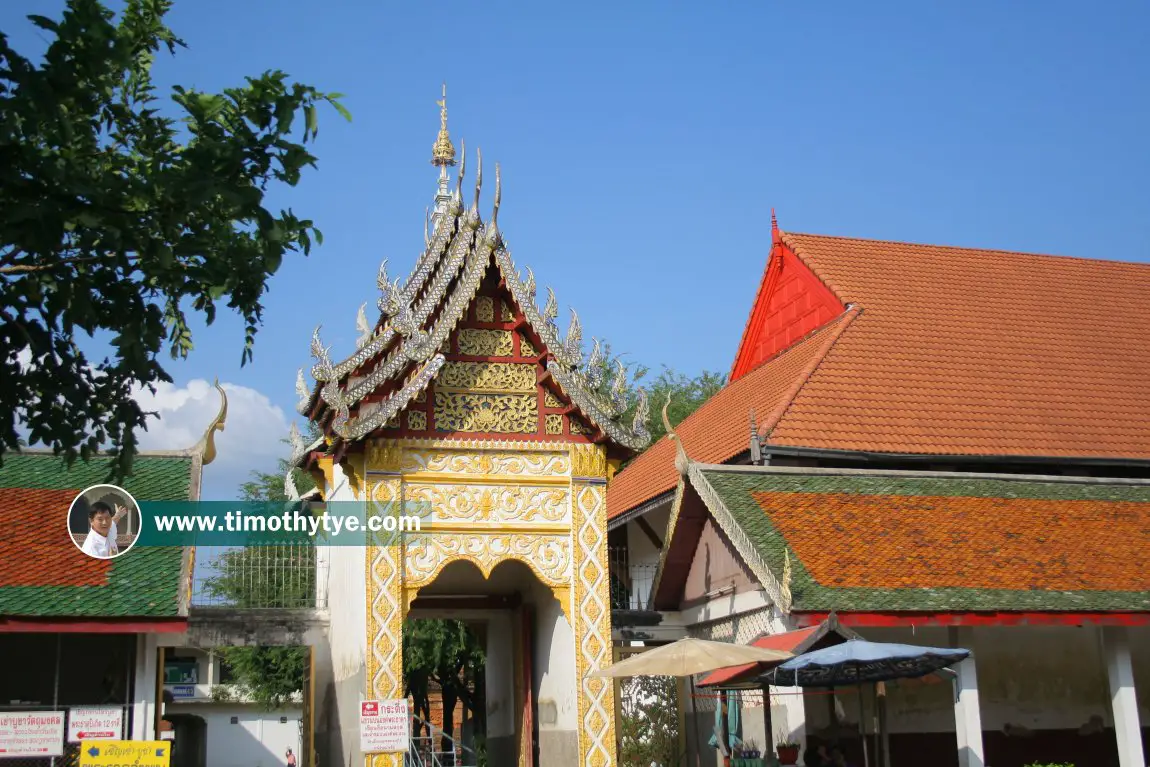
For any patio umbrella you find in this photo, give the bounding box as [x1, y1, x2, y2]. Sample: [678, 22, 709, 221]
[764, 638, 970, 687]
[765, 639, 971, 767]
[587, 637, 793, 678]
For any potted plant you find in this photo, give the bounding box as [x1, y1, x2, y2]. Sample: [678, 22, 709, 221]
[775, 732, 799, 765]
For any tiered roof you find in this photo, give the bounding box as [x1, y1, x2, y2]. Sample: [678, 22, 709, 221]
[293, 144, 650, 467]
[608, 226, 1150, 519]
[653, 463, 1150, 617]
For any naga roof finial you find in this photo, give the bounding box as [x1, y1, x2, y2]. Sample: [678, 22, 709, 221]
[771, 208, 778, 233]
[473, 147, 483, 211]
[431, 82, 456, 168]
[492, 162, 502, 226]
[455, 139, 467, 198]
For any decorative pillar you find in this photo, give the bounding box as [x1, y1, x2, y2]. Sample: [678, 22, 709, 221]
[131, 634, 159, 740]
[948, 627, 983, 767]
[570, 444, 616, 767]
[365, 442, 406, 767]
[1102, 626, 1145, 767]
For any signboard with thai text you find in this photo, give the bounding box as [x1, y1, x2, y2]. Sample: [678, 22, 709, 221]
[359, 699, 409, 753]
[78, 740, 170, 766]
[0, 711, 65, 758]
[68, 708, 123, 742]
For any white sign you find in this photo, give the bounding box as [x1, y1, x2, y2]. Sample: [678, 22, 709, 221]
[0, 711, 65, 758]
[359, 699, 409, 753]
[68, 707, 123, 742]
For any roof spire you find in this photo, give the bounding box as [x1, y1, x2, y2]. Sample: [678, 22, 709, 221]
[771, 208, 778, 232]
[430, 82, 456, 229]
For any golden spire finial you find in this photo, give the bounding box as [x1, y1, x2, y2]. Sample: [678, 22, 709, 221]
[431, 82, 456, 167]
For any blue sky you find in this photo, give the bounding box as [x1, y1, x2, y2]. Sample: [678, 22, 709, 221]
[5, 1, 1149, 497]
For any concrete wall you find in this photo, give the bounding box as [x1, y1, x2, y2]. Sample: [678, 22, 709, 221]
[531, 579, 579, 766]
[319, 459, 368, 767]
[165, 702, 303, 767]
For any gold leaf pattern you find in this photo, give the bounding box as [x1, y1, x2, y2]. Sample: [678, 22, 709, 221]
[546, 414, 564, 435]
[520, 335, 537, 357]
[438, 361, 536, 392]
[405, 484, 569, 523]
[414, 389, 427, 404]
[407, 410, 427, 431]
[545, 391, 563, 408]
[459, 328, 514, 356]
[405, 532, 572, 588]
[404, 450, 570, 475]
[501, 300, 514, 322]
[434, 392, 536, 433]
[570, 418, 590, 435]
[476, 296, 495, 323]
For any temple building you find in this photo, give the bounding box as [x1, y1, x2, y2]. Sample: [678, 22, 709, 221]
[607, 219, 1150, 767]
[292, 87, 649, 767]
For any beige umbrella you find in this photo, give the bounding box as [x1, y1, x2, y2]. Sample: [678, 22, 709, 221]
[587, 637, 793, 678]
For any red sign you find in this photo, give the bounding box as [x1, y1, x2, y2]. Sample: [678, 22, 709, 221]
[361, 702, 379, 717]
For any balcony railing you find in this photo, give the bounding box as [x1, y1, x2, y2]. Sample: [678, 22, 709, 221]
[609, 547, 658, 611]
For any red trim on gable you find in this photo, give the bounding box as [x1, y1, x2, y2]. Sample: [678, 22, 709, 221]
[0, 617, 188, 633]
[730, 238, 846, 382]
[793, 611, 1150, 628]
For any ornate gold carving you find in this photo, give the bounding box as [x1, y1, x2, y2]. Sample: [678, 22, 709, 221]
[544, 391, 562, 408]
[570, 418, 591, 435]
[440, 337, 452, 354]
[405, 484, 569, 523]
[403, 450, 570, 476]
[366, 440, 404, 473]
[572, 482, 615, 767]
[476, 296, 495, 323]
[501, 300, 514, 322]
[438, 361, 536, 392]
[546, 414, 564, 435]
[549, 584, 573, 627]
[434, 392, 536, 433]
[365, 475, 404, 767]
[316, 456, 335, 492]
[405, 532, 572, 588]
[520, 335, 537, 357]
[414, 389, 427, 404]
[459, 328, 514, 356]
[394, 437, 571, 452]
[407, 410, 427, 431]
[571, 443, 608, 479]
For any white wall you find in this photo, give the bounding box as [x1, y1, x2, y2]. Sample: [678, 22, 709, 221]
[165, 704, 303, 767]
[532, 580, 578, 732]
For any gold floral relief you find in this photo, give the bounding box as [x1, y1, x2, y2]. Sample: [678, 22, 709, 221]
[475, 296, 495, 323]
[459, 328, 514, 356]
[404, 532, 572, 588]
[405, 484, 569, 523]
[571, 443, 608, 479]
[544, 391, 563, 408]
[570, 418, 590, 435]
[366, 440, 403, 473]
[437, 361, 536, 392]
[406, 410, 428, 431]
[434, 391, 536, 433]
[403, 450, 570, 476]
[500, 300, 514, 322]
[545, 414, 564, 435]
[440, 337, 452, 354]
[414, 389, 427, 404]
[519, 335, 537, 357]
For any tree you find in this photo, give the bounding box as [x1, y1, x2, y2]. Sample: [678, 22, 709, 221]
[618, 675, 680, 767]
[403, 619, 486, 757]
[0, 0, 350, 481]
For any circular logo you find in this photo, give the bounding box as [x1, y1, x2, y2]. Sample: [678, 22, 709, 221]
[68, 484, 141, 560]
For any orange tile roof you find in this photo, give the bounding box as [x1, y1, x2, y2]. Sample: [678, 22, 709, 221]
[606, 310, 858, 519]
[696, 467, 1150, 612]
[0, 488, 112, 588]
[754, 490, 1150, 593]
[771, 232, 1150, 458]
[610, 231, 1150, 519]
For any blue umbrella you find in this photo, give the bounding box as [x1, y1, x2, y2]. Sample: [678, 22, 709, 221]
[765, 638, 970, 688]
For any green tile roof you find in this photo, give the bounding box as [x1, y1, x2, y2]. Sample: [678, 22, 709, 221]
[0, 451, 196, 619]
[695, 467, 1150, 613]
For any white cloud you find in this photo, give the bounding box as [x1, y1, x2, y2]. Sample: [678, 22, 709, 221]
[14, 347, 292, 499]
[133, 379, 292, 500]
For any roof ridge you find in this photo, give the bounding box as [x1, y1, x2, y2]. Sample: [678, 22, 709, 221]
[696, 462, 1150, 486]
[757, 306, 861, 441]
[780, 230, 1150, 270]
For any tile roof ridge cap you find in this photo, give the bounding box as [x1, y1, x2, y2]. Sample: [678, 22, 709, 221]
[757, 306, 861, 441]
[695, 462, 1150, 486]
[776, 230, 847, 304]
[6, 447, 198, 459]
[781, 230, 1150, 269]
